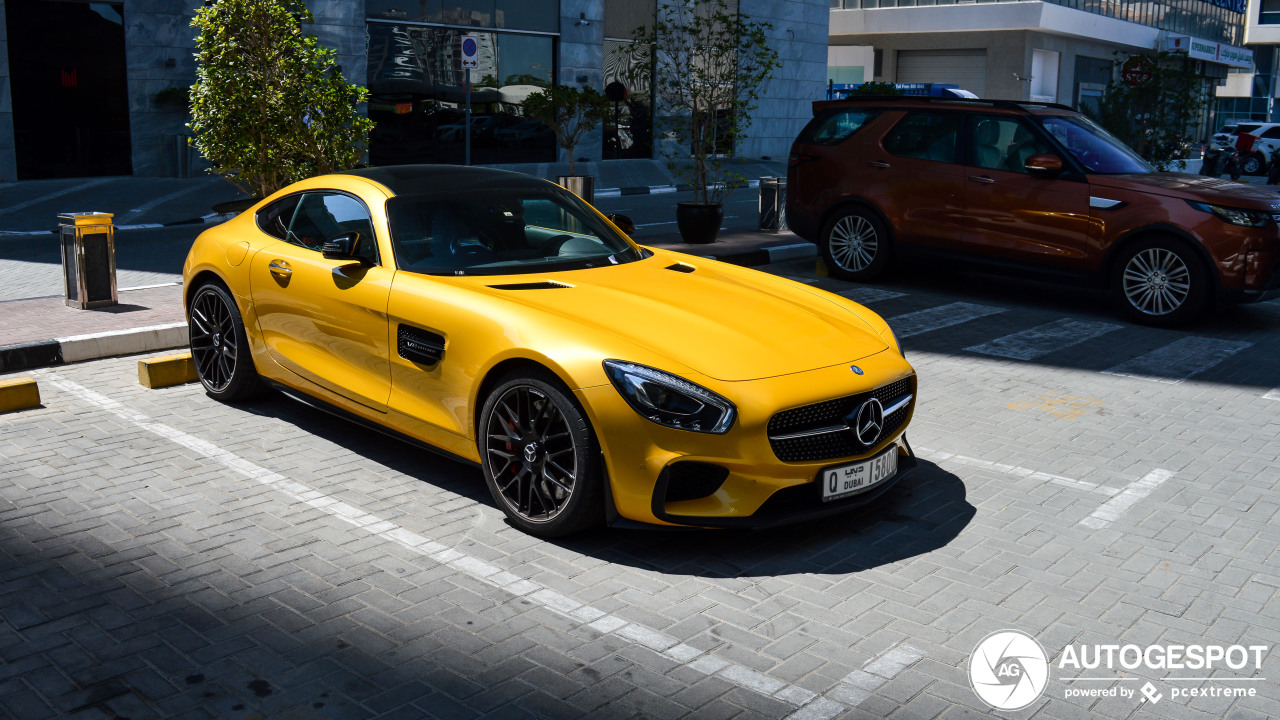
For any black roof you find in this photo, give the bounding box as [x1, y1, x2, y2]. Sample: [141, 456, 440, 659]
[340, 164, 548, 197]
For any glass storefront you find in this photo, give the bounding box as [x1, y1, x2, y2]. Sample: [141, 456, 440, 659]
[602, 39, 654, 159]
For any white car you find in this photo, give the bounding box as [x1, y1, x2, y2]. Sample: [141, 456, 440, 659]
[1213, 122, 1280, 174]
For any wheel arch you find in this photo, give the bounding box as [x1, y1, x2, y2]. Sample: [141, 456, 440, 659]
[472, 355, 578, 439]
[184, 269, 231, 316]
[1101, 224, 1221, 295]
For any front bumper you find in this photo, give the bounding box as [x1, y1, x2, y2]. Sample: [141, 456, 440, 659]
[575, 350, 916, 529]
[1226, 249, 1280, 303]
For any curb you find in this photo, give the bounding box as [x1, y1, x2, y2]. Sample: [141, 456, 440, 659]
[0, 322, 188, 373]
[689, 241, 815, 267]
[595, 179, 760, 199]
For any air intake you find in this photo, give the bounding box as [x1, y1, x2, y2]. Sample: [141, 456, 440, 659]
[487, 281, 572, 290]
[398, 325, 446, 365]
[665, 263, 695, 273]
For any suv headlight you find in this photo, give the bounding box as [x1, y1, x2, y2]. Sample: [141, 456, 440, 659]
[603, 360, 736, 434]
[1188, 201, 1274, 227]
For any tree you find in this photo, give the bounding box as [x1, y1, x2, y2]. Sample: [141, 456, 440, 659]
[621, 0, 780, 205]
[189, 0, 374, 199]
[1087, 52, 1207, 171]
[522, 84, 611, 177]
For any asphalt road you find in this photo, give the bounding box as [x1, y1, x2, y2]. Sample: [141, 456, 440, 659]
[2, 254, 1277, 718]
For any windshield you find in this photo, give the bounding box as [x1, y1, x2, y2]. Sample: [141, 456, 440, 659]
[1037, 115, 1153, 175]
[386, 186, 642, 276]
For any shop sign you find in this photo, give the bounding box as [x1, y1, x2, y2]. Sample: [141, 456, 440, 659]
[1165, 36, 1253, 69]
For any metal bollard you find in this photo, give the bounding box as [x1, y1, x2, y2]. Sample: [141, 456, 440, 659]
[58, 212, 117, 309]
[758, 177, 788, 233]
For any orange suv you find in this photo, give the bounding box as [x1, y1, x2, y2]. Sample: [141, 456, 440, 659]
[786, 98, 1280, 326]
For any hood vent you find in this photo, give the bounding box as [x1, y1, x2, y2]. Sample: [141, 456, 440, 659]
[665, 263, 696, 273]
[487, 281, 572, 290]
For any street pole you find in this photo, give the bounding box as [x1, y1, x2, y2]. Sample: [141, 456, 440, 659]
[465, 74, 471, 167]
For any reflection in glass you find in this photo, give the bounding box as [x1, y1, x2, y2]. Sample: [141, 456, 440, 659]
[603, 40, 653, 159]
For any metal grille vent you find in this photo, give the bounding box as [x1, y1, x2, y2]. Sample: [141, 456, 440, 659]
[766, 376, 915, 462]
[665, 263, 696, 273]
[398, 325, 446, 366]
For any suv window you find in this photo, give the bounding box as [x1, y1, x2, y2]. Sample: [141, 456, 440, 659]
[797, 108, 880, 146]
[1262, 127, 1280, 139]
[257, 194, 302, 240]
[287, 192, 379, 262]
[883, 112, 961, 163]
[1237, 123, 1261, 134]
[968, 116, 1055, 173]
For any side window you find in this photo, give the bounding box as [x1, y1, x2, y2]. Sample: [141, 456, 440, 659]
[1262, 127, 1280, 139]
[797, 109, 880, 146]
[287, 192, 378, 262]
[968, 116, 1055, 173]
[883, 112, 961, 163]
[256, 195, 301, 240]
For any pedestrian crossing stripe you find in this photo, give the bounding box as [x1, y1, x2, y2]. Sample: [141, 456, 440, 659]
[1102, 336, 1253, 384]
[836, 287, 908, 304]
[966, 318, 1123, 361]
[888, 302, 1007, 338]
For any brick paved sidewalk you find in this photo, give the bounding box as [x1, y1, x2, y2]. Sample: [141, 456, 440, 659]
[1, 285, 184, 347]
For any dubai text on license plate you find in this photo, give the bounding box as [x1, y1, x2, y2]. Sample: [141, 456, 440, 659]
[822, 446, 898, 501]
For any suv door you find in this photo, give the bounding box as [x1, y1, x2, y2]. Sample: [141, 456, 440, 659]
[960, 114, 1093, 269]
[872, 110, 967, 249]
[250, 191, 395, 412]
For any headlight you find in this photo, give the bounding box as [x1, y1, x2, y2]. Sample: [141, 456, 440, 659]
[1188, 201, 1274, 227]
[603, 360, 736, 434]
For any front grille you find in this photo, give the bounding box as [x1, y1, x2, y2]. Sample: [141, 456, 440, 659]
[767, 376, 914, 462]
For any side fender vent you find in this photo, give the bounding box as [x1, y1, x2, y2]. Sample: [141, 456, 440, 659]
[665, 263, 695, 273]
[487, 281, 572, 290]
[398, 324, 446, 366]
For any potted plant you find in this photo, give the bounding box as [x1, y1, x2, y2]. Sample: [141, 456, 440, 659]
[523, 84, 611, 203]
[621, 0, 779, 243]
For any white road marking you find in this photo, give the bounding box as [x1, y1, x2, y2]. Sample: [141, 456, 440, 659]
[0, 177, 114, 216]
[1263, 387, 1280, 401]
[917, 447, 1120, 497]
[788, 642, 923, 719]
[1102, 336, 1253, 384]
[40, 374, 852, 716]
[632, 220, 676, 228]
[966, 318, 1122, 360]
[1079, 469, 1176, 529]
[888, 302, 1006, 338]
[837, 287, 908, 304]
[117, 281, 183, 292]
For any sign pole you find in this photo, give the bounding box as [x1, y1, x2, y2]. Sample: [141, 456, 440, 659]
[460, 35, 479, 167]
[465, 74, 471, 167]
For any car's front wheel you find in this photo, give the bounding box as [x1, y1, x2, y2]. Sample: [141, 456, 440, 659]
[1242, 152, 1264, 175]
[1112, 238, 1209, 327]
[188, 282, 264, 401]
[479, 371, 604, 537]
[821, 208, 892, 281]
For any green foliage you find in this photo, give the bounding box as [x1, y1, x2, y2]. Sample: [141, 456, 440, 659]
[188, 0, 374, 199]
[846, 81, 903, 97]
[620, 0, 781, 205]
[522, 84, 611, 177]
[1089, 52, 1207, 171]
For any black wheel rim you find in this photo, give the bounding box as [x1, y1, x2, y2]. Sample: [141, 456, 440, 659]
[1122, 247, 1190, 316]
[485, 385, 577, 524]
[829, 215, 878, 271]
[189, 289, 238, 391]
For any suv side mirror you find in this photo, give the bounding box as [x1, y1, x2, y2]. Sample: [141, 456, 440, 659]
[1025, 153, 1064, 177]
[322, 232, 373, 265]
[606, 213, 635, 235]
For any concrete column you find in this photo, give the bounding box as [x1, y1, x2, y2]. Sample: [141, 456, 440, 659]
[558, 0, 605, 165]
[122, 1, 203, 177]
[736, 0, 829, 159]
[0, 0, 15, 182]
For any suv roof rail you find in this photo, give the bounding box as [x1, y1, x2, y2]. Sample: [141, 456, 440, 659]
[820, 96, 1077, 113]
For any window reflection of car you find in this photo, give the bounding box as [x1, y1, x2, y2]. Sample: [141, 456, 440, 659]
[182, 166, 917, 537]
[495, 120, 554, 147]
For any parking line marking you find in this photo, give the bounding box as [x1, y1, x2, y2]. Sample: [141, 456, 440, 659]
[966, 318, 1122, 360]
[1264, 387, 1280, 401]
[917, 446, 1120, 496]
[787, 641, 923, 719]
[837, 287, 908, 304]
[888, 302, 1006, 338]
[40, 374, 847, 716]
[1102, 337, 1253, 384]
[0, 177, 114, 216]
[1079, 469, 1176, 529]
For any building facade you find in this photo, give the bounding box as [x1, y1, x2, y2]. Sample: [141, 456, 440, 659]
[1217, 0, 1280, 126]
[828, 0, 1250, 137]
[0, 0, 826, 183]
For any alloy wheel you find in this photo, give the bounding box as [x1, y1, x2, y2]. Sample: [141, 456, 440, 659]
[484, 385, 578, 523]
[829, 215, 879, 271]
[189, 288, 238, 392]
[1122, 247, 1191, 316]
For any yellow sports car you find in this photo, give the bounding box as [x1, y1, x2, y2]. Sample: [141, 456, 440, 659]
[182, 166, 917, 536]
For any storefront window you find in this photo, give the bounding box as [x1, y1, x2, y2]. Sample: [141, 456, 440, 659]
[367, 0, 557, 32]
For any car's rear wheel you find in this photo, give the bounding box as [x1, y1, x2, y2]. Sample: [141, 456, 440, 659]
[821, 208, 892, 281]
[479, 371, 604, 537]
[188, 282, 264, 401]
[1242, 152, 1264, 175]
[1112, 237, 1209, 327]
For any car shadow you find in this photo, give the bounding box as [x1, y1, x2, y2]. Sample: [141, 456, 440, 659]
[237, 394, 975, 578]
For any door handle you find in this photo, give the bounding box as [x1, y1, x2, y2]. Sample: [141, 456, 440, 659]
[268, 260, 292, 276]
[868, 161, 891, 168]
[969, 175, 995, 184]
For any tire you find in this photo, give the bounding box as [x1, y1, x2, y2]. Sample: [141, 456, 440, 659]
[1111, 237, 1209, 328]
[820, 207, 892, 281]
[188, 282, 265, 401]
[1242, 153, 1264, 176]
[479, 370, 605, 537]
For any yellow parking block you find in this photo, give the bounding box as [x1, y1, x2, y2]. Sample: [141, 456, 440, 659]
[138, 352, 197, 389]
[815, 258, 829, 277]
[0, 377, 41, 413]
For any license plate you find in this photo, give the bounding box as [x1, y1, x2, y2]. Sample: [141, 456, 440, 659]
[821, 446, 898, 502]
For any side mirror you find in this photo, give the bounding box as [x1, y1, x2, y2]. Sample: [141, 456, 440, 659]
[1025, 153, 1064, 177]
[322, 232, 371, 264]
[606, 213, 635, 235]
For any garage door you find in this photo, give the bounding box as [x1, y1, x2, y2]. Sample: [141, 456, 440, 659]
[897, 49, 987, 98]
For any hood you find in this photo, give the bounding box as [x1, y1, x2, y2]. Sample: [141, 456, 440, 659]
[1090, 173, 1280, 209]
[478, 254, 889, 382]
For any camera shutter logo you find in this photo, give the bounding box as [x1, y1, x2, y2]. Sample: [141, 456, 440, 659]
[969, 630, 1049, 711]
